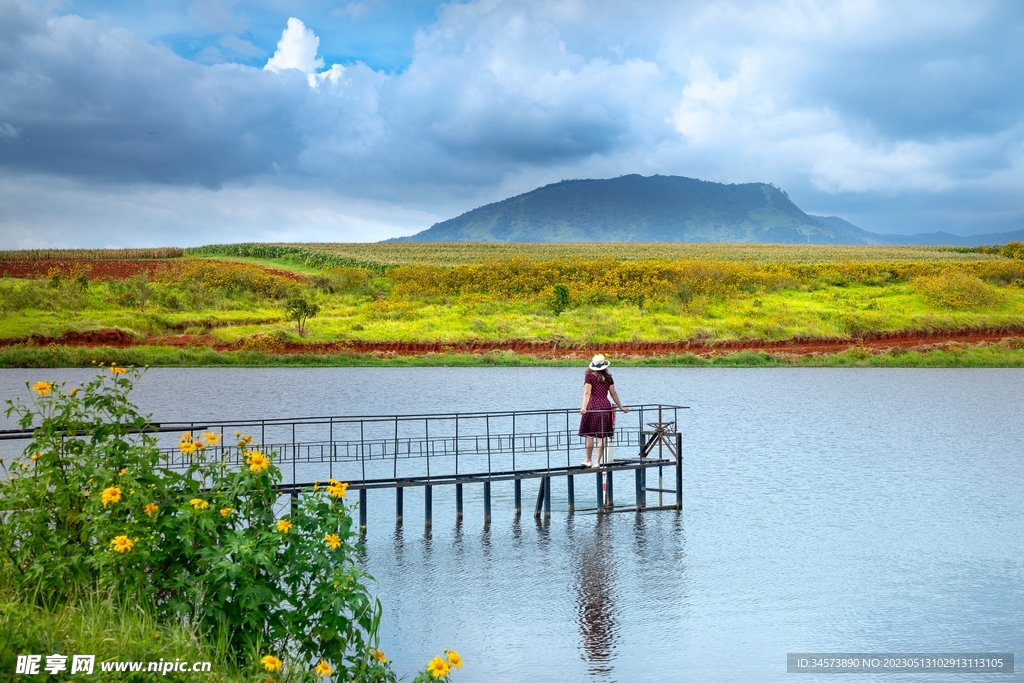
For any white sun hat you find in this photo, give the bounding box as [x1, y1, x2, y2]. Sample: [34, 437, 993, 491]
[588, 354, 610, 371]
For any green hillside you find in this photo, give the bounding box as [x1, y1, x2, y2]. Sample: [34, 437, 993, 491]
[397, 174, 1024, 245]
[401, 175, 847, 243]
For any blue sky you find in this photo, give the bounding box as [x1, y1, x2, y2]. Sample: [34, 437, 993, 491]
[1, 0, 1022, 247]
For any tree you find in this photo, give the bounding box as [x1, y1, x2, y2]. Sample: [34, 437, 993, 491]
[285, 296, 320, 334]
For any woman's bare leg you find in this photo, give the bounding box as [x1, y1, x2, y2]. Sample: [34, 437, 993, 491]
[582, 436, 595, 465]
[594, 437, 606, 467]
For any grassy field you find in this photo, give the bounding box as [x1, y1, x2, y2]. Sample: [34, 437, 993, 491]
[1, 242, 1023, 367]
[190, 241, 1009, 265]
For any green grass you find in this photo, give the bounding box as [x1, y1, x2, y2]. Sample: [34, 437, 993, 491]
[0, 587, 258, 682]
[6, 287, 1022, 348]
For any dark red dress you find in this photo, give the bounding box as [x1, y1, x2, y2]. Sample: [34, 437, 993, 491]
[578, 373, 615, 437]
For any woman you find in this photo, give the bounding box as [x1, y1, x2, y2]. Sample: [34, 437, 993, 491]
[579, 354, 629, 468]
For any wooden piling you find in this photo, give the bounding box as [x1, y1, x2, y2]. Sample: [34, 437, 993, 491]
[456, 483, 464, 521]
[567, 475, 575, 513]
[605, 470, 614, 509]
[514, 478, 522, 516]
[395, 486, 403, 525]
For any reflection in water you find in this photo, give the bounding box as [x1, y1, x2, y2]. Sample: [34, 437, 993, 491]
[574, 516, 619, 680]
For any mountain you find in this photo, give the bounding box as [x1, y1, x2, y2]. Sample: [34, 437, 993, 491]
[395, 175, 1022, 246]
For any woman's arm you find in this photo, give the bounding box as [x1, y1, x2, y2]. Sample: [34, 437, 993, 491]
[609, 385, 630, 412]
[580, 383, 592, 414]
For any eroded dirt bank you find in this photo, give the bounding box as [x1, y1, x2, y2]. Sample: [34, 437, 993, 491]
[3, 326, 1023, 358]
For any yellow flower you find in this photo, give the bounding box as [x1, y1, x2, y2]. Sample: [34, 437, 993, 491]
[110, 535, 135, 553]
[314, 660, 333, 677]
[101, 487, 122, 507]
[260, 655, 283, 673]
[178, 441, 198, 455]
[143, 502, 159, 517]
[326, 479, 348, 499]
[189, 498, 209, 510]
[313, 480, 320, 493]
[219, 507, 233, 517]
[110, 366, 127, 375]
[30, 453, 41, 462]
[202, 431, 221, 445]
[31, 381, 53, 396]
[426, 657, 450, 679]
[371, 649, 387, 664]
[237, 434, 253, 447]
[179, 431, 193, 443]
[119, 468, 127, 476]
[324, 533, 341, 550]
[445, 650, 463, 670]
[247, 452, 270, 473]
[276, 519, 293, 534]
[68, 387, 78, 396]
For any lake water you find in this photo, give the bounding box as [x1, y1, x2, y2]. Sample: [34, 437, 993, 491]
[2, 367, 1022, 682]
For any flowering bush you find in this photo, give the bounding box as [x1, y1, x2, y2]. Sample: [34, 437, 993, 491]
[1, 367, 394, 682]
[913, 272, 1004, 309]
[413, 649, 463, 682]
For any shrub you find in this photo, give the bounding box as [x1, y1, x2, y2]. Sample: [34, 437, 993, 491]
[550, 284, 570, 315]
[999, 241, 1024, 260]
[0, 279, 48, 313]
[160, 261, 295, 299]
[912, 272, 1003, 309]
[1, 369, 394, 682]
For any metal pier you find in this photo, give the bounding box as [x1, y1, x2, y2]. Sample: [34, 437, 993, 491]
[2, 404, 687, 533]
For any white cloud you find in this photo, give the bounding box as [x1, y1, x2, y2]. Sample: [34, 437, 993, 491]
[0, 122, 20, 139]
[264, 17, 325, 76]
[264, 17, 347, 87]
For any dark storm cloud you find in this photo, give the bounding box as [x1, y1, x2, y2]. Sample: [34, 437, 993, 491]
[802, 6, 1024, 140]
[0, 0, 307, 186]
